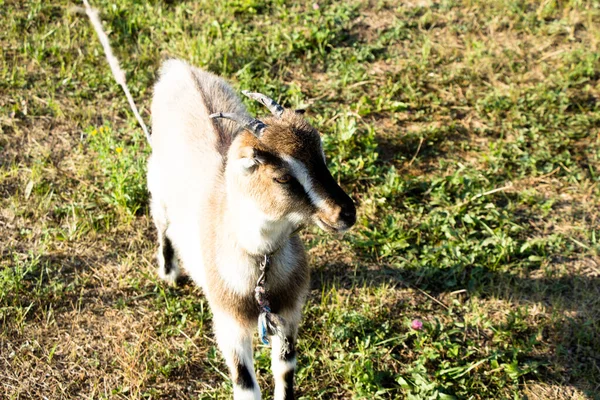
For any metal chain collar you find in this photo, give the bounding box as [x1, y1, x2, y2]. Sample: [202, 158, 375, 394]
[254, 227, 304, 348]
[254, 254, 287, 350]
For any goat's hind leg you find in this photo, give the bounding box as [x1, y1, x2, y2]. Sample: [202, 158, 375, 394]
[150, 197, 180, 284]
[157, 230, 180, 284]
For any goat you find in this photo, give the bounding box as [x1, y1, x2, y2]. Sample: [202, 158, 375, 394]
[148, 59, 356, 400]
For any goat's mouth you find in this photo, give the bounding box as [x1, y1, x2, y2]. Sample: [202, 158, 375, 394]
[315, 217, 348, 233]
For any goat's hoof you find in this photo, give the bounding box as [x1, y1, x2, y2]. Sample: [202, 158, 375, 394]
[158, 269, 180, 286]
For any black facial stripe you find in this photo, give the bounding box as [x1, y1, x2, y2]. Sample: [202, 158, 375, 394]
[310, 160, 353, 208]
[255, 151, 314, 209]
[162, 235, 175, 274]
[286, 177, 306, 196]
[264, 152, 351, 214]
[285, 177, 316, 210]
[254, 149, 284, 167]
[236, 362, 255, 389]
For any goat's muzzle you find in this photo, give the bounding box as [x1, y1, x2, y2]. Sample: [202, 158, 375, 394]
[313, 183, 356, 233]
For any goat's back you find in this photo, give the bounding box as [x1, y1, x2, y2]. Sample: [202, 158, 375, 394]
[148, 60, 247, 237]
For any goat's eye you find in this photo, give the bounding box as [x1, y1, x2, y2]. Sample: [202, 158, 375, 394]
[274, 174, 292, 184]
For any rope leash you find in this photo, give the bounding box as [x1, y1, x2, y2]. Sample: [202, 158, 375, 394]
[81, 0, 152, 144]
[254, 254, 289, 355]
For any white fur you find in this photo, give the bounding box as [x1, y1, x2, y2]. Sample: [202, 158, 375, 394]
[224, 162, 304, 256]
[236, 157, 258, 172]
[226, 195, 294, 256]
[234, 387, 261, 400]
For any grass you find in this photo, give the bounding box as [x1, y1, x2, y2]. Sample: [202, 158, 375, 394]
[1, 0, 599, 398]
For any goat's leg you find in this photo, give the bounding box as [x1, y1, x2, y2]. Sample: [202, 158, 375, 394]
[150, 197, 180, 284]
[213, 311, 261, 400]
[158, 232, 180, 284]
[271, 318, 300, 400]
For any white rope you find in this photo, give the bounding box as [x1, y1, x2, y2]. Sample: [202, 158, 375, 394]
[82, 0, 151, 145]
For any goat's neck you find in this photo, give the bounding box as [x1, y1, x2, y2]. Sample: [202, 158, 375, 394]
[224, 196, 298, 256]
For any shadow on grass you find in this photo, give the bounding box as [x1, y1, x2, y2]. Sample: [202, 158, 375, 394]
[375, 120, 471, 167]
[311, 258, 600, 397]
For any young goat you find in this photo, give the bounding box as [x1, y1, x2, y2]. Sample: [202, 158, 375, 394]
[148, 59, 356, 399]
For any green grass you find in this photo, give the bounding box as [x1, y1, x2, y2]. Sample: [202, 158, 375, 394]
[1, 0, 600, 399]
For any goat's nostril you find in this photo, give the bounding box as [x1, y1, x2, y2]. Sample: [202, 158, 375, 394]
[340, 206, 356, 221]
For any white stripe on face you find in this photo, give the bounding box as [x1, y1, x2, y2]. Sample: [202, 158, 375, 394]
[282, 155, 328, 210]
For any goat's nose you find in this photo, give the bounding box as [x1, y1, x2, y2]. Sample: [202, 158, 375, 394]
[340, 204, 356, 224]
[341, 208, 354, 219]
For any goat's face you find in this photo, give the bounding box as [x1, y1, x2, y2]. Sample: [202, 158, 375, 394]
[226, 109, 356, 233]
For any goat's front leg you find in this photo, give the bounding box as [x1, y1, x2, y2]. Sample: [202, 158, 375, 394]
[213, 311, 261, 400]
[271, 327, 298, 400]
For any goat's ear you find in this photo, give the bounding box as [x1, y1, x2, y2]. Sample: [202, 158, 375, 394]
[238, 157, 258, 172]
[295, 109, 306, 115]
[235, 146, 263, 174]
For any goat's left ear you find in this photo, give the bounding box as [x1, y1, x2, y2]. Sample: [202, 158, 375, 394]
[238, 157, 258, 172]
[235, 147, 268, 174]
[234, 146, 259, 174]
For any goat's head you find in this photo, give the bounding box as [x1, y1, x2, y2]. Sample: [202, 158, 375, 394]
[212, 92, 356, 234]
